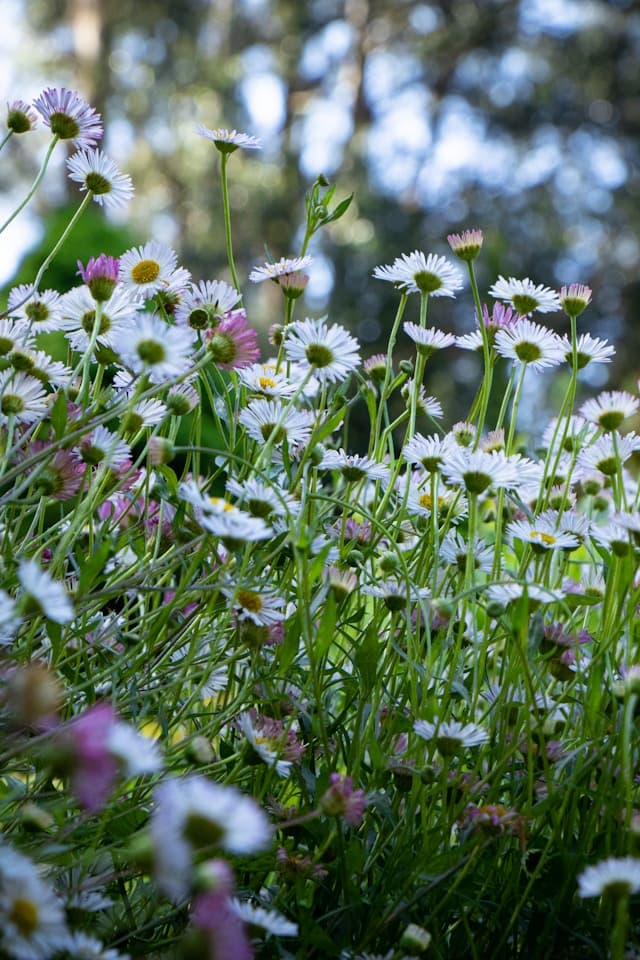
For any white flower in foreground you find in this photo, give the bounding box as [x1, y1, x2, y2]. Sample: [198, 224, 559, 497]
[494, 318, 565, 371]
[196, 124, 261, 152]
[576, 432, 640, 477]
[18, 559, 74, 624]
[578, 857, 640, 897]
[66, 932, 130, 960]
[226, 476, 300, 519]
[60, 284, 143, 353]
[318, 449, 390, 484]
[560, 332, 615, 368]
[118, 241, 178, 298]
[67, 148, 134, 209]
[373, 251, 463, 297]
[414, 717, 489, 755]
[151, 774, 271, 901]
[229, 898, 299, 936]
[507, 518, 579, 552]
[0, 372, 48, 425]
[0, 845, 70, 958]
[441, 448, 536, 495]
[8, 285, 63, 333]
[488, 276, 561, 315]
[249, 256, 313, 284]
[236, 362, 299, 398]
[239, 398, 315, 448]
[284, 317, 360, 383]
[402, 433, 456, 472]
[403, 323, 457, 355]
[113, 313, 195, 383]
[580, 391, 639, 432]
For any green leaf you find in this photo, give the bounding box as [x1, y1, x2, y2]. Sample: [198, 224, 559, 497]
[50, 391, 67, 439]
[316, 592, 337, 658]
[354, 625, 379, 694]
[77, 539, 112, 595]
[323, 193, 354, 224]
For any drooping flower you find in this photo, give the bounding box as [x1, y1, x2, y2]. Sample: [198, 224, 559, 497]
[488, 276, 561, 315]
[226, 477, 300, 519]
[67, 148, 134, 209]
[373, 251, 463, 297]
[196, 124, 262, 153]
[238, 712, 303, 777]
[33, 86, 103, 147]
[441, 448, 519, 495]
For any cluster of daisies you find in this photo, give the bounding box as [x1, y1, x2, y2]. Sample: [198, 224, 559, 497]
[1, 92, 640, 958]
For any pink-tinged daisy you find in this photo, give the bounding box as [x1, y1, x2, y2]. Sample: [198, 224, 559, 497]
[77, 425, 131, 469]
[403, 322, 457, 356]
[238, 712, 304, 777]
[560, 332, 615, 369]
[77, 255, 120, 302]
[151, 774, 271, 902]
[249, 255, 313, 284]
[580, 391, 639, 432]
[560, 283, 592, 317]
[118, 240, 178, 298]
[0, 847, 70, 957]
[67, 148, 134, 209]
[196, 124, 262, 153]
[506, 518, 579, 553]
[578, 857, 640, 898]
[494, 318, 565, 371]
[113, 313, 195, 383]
[576, 432, 640, 477]
[488, 276, 561, 315]
[319, 772, 368, 827]
[318, 449, 390, 484]
[18, 559, 74, 624]
[33, 86, 103, 147]
[413, 717, 489, 755]
[447, 228, 483, 261]
[7, 285, 63, 333]
[402, 433, 456, 472]
[24, 444, 86, 501]
[229, 899, 299, 937]
[373, 250, 463, 297]
[175, 279, 241, 330]
[239, 398, 315, 448]
[0, 372, 48, 425]
[6, 99, 39, 134]
[60, 284, 143, 354]
[205, 309, 260, 369]
[236, 362, 298, 398]
[284, 317, 360, 384]
[363, 353, 388, 383]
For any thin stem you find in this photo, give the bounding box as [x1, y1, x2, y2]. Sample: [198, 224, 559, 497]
[0, 136, 59, 236]
[32, 192, 93, 293]
[0, 130, 13, 154]
[220, 152, 240, 292]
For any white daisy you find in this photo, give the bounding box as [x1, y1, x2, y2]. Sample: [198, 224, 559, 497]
[65, 932, 130, 960]
[118, 241, 179, 298]
[174, 280, 241, 330]
[236, 362, 299, 398]
[403, 323, 457, 355]
[590, 520, 633, 556]
[12, 349, 73, 389]
[318, 449, 390, 484]
[165, 379, 200, 415]
[239, 398, 315, 448]
[485, 579, 564, 607]
[67, 148, 134, 209]
[283, 317, 360, 383]
[578, 857, 640, 898]
[0, 319, 33, 356]
[494, 318, 565, 371]
[0, 590, 21, 644]
[113, 313, 195, 383]
[121, 398, 168, 431]
[249, 256, 313, 284]
[221, 584, 285, 626]
[540, 415, 597, 456]
[405, 480, 468, 525]
[560, 332, 615, 368]
[106, 721, 163, 777]
[60, 285, 143, 353]
[226, 477, 300, 519]
[77, 426, 131, 469]
[18, 560, 74, 624]
[7, 286, 63, 333]
[238, 712, 293, 777]
[488, 276, 561, 315]
[373, 251, 463, 297]
[441, 448, 520, 495]
[402, 433, 456, 473]
[401, 380, 444, 419]
[151, 774, 271, 901]
[0, 372, 48, 425]
[455, 330, 484, 353]
[580, 391, 639, 432]
[439, 530, 493, 573]
[361, 579, 430, 612]
[196, 124, 262, 152]
[576, 432, 640, 477]
[506, 518, 579, 552]
[0, 847, 70, 959]
[178, 480, 272, 544]
[413, 717, 489, 754]
[229, 899, 298, 936]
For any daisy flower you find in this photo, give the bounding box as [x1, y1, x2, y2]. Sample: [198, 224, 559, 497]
[152, 777, 272, 903]
[439, 531, 493, 573]
[576, 432, 640, 477]
[560, 332, 615, 369]
[486, 579, 564, 608]
[113, 313, 195, 383]
[249, 255, 312, 284]
[560, 283, 592, 317]
[494, 318, 565, 371]
[403, 323, 457, 356]
[11, 348, 73, 389]
[413, 717, 489, 755]
[196, 124, 261, 152]
[441, 448, 519, 495]
[230, 899, 299, 937]
[578, 857, 640, 898]
[541, 415, 597, 456]
[67, 148, 134, 209]
[318, 449, 390, 484]
[60, 284, 143, 353]
[65, 932, 130, 960]
[284, 317, 360, 383]
[0, 319, 33, 356]
[238, 712, 304, 777]
[121, 397, 168, 431]
[179, 480, 272, 544]
[402, 433, 456, 472]
[0, 372, 48, 425]
[226, 477, 299, 519]
[239, 398, 315, 447]
[0, 846, 70, 959]
[33, 86, 103, 147]
[373, 251, 463, 297]
[401, 380, 443, 419]
[0, 591, 21, 644]
[447, 228, 483, 261]
[361, 578, 430, 612]
[7, 285, 63, 333]
[221, 584, 285, 626]
[236, 362, 298, 398]
[165, 378, 200, 415]
[590, 520, 633, 556]
[488, 276, 561, 315]
[7, 99, 39, 134]
[580, 391, 639, 431]
[77, 425, 131, 469]
[24, 445, 86, 501]
[118, 241, 178, 298]
[205, 310, 260, 369]
[175, 279, 241, 330]
[405, 481, 468, 525]
[506, 518, 579, 553]
[18, 559, 74, 624]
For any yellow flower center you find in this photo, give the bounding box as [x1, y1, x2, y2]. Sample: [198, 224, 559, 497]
[208, 496, 235, 513]
[259, 376, 277, 390]
[530, 530, 556, 545]
[237, 590, 263, 613]
[131, 259, 161, 285]
[10, 897, 39, 935]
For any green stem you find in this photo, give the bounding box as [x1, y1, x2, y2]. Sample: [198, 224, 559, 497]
[466, 262, 493, 444]
[32, 192, 92, 293]
[0, 136, 59, 236]
[220, 152, 240, 292]
[0, 130, 13, 154]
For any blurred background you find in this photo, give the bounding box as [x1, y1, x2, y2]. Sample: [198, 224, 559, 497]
[2, 0, 639, 425]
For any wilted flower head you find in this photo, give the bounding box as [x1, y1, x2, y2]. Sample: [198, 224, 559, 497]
[320, 772, 368, 826]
